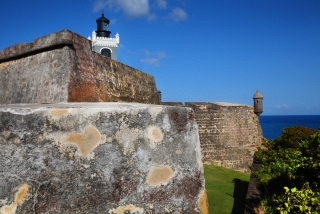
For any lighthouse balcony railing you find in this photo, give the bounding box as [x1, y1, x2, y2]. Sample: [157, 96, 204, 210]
[96, 37, 118, 41]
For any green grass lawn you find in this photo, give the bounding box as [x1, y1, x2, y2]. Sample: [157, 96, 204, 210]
[204, 165, 250, 214]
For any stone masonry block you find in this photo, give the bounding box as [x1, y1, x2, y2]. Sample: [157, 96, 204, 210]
[0, 103, 208, 213]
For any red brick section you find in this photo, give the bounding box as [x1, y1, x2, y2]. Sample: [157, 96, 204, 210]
[68, 32, 97, 102]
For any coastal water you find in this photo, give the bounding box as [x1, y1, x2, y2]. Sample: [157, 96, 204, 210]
[260, 115, 320, 140]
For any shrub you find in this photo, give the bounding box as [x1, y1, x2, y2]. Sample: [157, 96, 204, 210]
[252, 126, 320, 213]
[274, 126, 316, 149]
[274, 184, 320, 214]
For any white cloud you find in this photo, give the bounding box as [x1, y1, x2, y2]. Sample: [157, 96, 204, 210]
[93, 0, 188, 22]
[116, 0, 150, 18]
[275, 104, 288, 110]
[147, 13, 157, 21]
[141, 58, 160, 66]
[93, 0, 150, 18]
[109, 18, 117, 24]
[140, 50, 166, 66]
[92, 0, 114, 13]
[168, 7, 187, 22]
[155, 0, 167, 9]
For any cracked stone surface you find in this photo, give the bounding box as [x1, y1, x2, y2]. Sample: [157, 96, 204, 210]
[0, 103, 208, 213]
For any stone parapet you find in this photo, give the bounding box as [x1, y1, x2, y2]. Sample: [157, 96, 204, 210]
[0, 30, 160, 104]
[0, 103, 208, 213]
[0, 30, 75, 62]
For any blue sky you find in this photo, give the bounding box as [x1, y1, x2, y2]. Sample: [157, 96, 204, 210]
[1, 0, 320, 115]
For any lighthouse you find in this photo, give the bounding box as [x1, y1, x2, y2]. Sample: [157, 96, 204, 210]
[88, 13, 120, 60]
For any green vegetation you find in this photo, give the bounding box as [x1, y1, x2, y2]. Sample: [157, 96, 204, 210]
[204, 164, 250, 214]
[253, 126, 320, 213]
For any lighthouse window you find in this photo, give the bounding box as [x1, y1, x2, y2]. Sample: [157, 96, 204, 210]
[103, 23, 109, 30]
[101, 48, 111, 58]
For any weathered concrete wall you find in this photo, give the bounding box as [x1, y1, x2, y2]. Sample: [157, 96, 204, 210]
[0, 103, 208, 213]
[163, 102, 263, 173]
[0, 30, 160, 104]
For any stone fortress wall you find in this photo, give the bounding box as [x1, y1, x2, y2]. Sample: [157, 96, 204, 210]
[0, 30, 263, 174]
[162, 102, 263, 173]
[0, 30, 160, 105]
[0, 103, 208, 213]
[0, 30, 207, 213]
[0, 29, 264, 212]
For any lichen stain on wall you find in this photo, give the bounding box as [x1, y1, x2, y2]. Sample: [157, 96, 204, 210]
[147, 126, 163, 143]
[175, 148, 183, 155]
[49, 109, 69, 117]
[198, 189, 209, 214]
[146, 126, 164, 150]
[146, 165, 174, 187]
[64, 126, 101, 157]
[108, 204, 144, 214]
[115, 126, 141, 155]
[0, 183, 31, 214]
[0, 62, 8, 70]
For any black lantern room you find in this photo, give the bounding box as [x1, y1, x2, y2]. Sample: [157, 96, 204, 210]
[96, 13, 111, 38]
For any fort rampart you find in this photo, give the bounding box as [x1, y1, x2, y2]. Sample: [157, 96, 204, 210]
[0, 30, 160, 104]
[0, 30, 208, 213]
[0, 29, 264, 212]
[0, 103, 207, 213]
[162, 102, 263, 173]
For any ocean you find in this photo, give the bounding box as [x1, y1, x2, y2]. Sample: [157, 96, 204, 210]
[259, 115, 320, 140]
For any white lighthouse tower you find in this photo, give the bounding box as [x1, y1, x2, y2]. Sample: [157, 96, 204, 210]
[88, 13, 120, 60]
